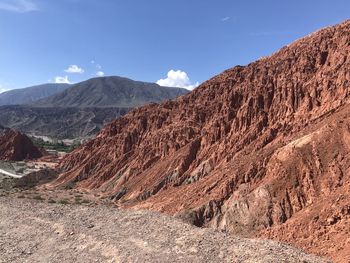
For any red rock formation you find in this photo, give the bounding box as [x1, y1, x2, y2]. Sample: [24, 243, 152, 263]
[54, 20, 350, 262]
[0, 128, 43, 161]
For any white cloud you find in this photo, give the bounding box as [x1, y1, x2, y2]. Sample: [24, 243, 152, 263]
[157, 70, 199, 90]
[0, 0, 38, 13]
[64, 64, 84, 74]
[96, 64, 102, 69]
[96, 71, 105, 77]
[221, 16, 230, 22]
[55, 76, 71, 84]
[0, 85, 9, 93]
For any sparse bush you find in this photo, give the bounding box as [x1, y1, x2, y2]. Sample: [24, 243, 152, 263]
[58, 199, 69, 204]
[33, 195, 44, 200]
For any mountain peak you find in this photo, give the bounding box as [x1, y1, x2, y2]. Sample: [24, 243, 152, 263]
[33, 76, 189, 108]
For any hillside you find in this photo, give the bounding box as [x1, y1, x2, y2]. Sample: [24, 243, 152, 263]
[53, 20, 350, 262]
[0, 105, 130, 139]
[32, 76, 188, 108]
[0, 127, 43, 161]
[0, 83, 70, 106]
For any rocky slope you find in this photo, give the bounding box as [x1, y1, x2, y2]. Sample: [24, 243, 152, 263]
[0, 127, 43, 161]
[0, 83, 70, 106]
[54, 20, 350, 261]
[0, 197, 329, 263]
[33, 76, 188, 108]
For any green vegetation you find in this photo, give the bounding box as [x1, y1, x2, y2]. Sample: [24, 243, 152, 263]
[58, 199, 70, 204]
[74, 195, 91, 204]
[75, 198, 82, 204]
[30, 137, 81, 153]
[33, 195, 44, 201]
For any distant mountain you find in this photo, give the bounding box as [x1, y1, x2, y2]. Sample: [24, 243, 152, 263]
[0, 105, 130, 139]
[0, 83, 70, 106]
[33, 76, 188, 108]
[0, 76, 189, 138]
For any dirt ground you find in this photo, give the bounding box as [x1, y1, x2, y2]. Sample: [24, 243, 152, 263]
[0, 196, 330, 263]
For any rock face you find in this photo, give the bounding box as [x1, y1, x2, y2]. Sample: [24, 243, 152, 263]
[0, 127, 43, 161]
[55, 20, 350, 262]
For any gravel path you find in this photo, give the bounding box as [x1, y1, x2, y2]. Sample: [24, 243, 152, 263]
[0, 197, 331, 263]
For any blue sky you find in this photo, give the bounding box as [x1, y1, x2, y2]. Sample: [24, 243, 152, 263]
[0, 0, 349, 91]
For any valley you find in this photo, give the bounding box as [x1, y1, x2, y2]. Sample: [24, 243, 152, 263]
[0, 105, 131, 139]
[1, 10, 349, 263]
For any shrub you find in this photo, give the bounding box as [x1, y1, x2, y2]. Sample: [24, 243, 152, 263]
[33, 195, 44, 200]
[58, 199, 69, 204]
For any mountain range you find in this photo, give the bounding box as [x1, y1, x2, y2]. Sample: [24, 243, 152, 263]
[0, 77, 188, 138]
[0, 83, 70, 106]
[33, 76, 188, 108]
[53, 20, 350, 262]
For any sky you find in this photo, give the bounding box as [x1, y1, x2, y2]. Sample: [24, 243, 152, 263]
[0, 0, 349, 92]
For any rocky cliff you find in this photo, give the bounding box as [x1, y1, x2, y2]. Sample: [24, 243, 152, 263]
[0, 127, 43, 161]
[54, 20, 350, 262]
